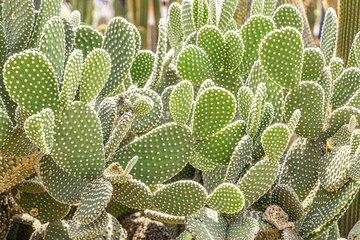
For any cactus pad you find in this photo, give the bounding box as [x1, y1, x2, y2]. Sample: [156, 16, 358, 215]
[170, 80, 194, 126]
[261, 123, 291, 162]
[223, 31, 244, 71]
[130, 50, 155, 88]
[152, 180, 207, 216]
[74, 26, 103, 59]
[301, 48, 325, 81]
[273, 4, 303, 34]
[218, 0, 238, 32]
[0, 108, 13, 147]
[15, 177, 45, 194]
[271, 184, 303, 221]
[332, 67, 360, 108]
[227, 216, 259, 240]
[207, 183, 244, 214]
[329, 57, 344, 79]
[45, 221, 71, 240]
[168, 3, 184, 49]
[320, 8, 338, 65]
[145, 209, 185, 224]
[237, 86, 254, 122]
[349, 147, 360, 180]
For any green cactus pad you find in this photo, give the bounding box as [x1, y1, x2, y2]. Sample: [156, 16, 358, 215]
[168, 3, 184, 49]
[181, 0, 196, 38]
[80, 49, 111, 103]
[15, 106, 32, 129]
[38, 155, 89, 204]
[238, 15, 275, 74]
[192, 0, 209, 30]
[0, 108, 13, 147]
[152, 180, 207, 216]
[145, 209, 185, 224]
[329, 57, 344, 79]
[347, 89, 360, 109]
[246, 83, 266, 138]
[203, 166, 227, 193]
[327, 124, 352, 150]
[271, 184, 303, 221]
[52, 101, 105, 180]
[237, 86, 254, 122]
[197, 26, 226, 72]
[24, 108, 54, 154]
[301, 48, 325, 81]
[102, 17, 137, 96]
[259, 27, 303, 89]
[208, 0, 217, 25]
[318, 69, 333, 115]
[60, 50, 83, 110]
[45, 221, 71, 240]
[325, 106, 360, 139]
[196, 120, 247, 165]
[193, 87, 236, 140]
[332, 67, 360, 108]
[224, 31, 244, 71]
[15, 177, 45, 194]
[74, 26, 103, 59]
[176, 230, 193, 239]
[61, 17, 76, 62]
[0, 126, 37, 158]
[0, 24, 6, 66]
[159, 86, 174, 124]
[280, 137, 322, 202]
[348, 220, 360, 239]
[320, 8, 338, 65]
[218, 0, 238, 32]
[2, 0, 34, 53]
[207, 183, 244, 214]
[112, 178, 153, 210]
[39, 16, 65, 80]
[212, 69, 243, 96]
[227, 216, 259, 240]
[189, 151, 217, 171]
[75, 179, 113, 224]
[349, 147, 360, 180]
[124, 88, 162, 133]
[237, 159, 279, 209]
[273, 4, 303, 34]
[28, 0, 62, 49]
[224, 135, 252, 184]
[319, 145, 352, 192]
[130, 50, 155, 88]
[184, 31, 197, 47]
[287, 109, 301, 134]
[350, 130, 360, 154]
[177, 45, 214, 86]
[69, 210, 109, 240]
[97, 98, 117, 144]
[110, 123, 193, 185]
[3, 50, 60, 115]
[299, 181, 360, 238]
[170, 80, 194, 126]
[284, 81, 325, 139]
[261, 123, 291, 162]
[11, 187, 70, 222]
[69, 10, 80, 27]
[106, 200, 134, 217]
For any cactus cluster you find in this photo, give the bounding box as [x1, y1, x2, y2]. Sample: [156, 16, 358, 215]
[1, 0, 360, 239]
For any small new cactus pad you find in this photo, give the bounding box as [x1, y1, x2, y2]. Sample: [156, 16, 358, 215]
[39, 16, 65, 80]
[351, 129, 360, 154]
[273, 4, 303, 34]
[2, 0, 34, 53]
[332, 67, 360, 107]
[185, 207, 228, 240]
[329, 57, 344, 79]
[238, 15, 275, 74]
[152, 180, 207, 216]
[61, 17, 76, 62]
[74, 179, 113, 224]
[74, 26, 103, 59]
[227, 216, 259, 240]
[69, 10, 80, 28]
[11, 187, 70, 222]
[192, 87, 236, 140]
[325, 106, 360, 138]
[110, 123, 193, 185]
[60, 50, 83, 110]
[208, 0, 217, 25]
[4, 50, 60, 115]
[0, 108, 13, 147]
[177, 45, 214, 86]
[280, 137, 322, 201]
[349, 147, 360, 180]
[145, 209, 186, 224]
[112, 178, 152, 210]
[326, 124, 352, 150]
[284, 81, 325, 139]
[218, 0, 238, 32]
[237, 159, 279, 209]
[130, 50, 155, 88]
[68, 210, 109, 240]
[24, 108, 54, 154]
[170, 80, 194, 126]
[301, 48, 325, 81]
[261, 123, 291, 162]
[52, 101, 105, 180]
[271, 184, 303, 221]
[132, 96, 153, 116]
[319, 146, 352, 192]
[168, 3, 184, 49]
[206, 183, 244, 214]
[15, 177, 45, 194]
[28, 0, 62, 49]
[196, 120, 247, 165]
[237, 86, 254, 122]
[259, 27, 303, 90]
[80, 49, 111, 104]
[192, 0, 208, 30]
[38, 155, 89, 204]
[102, 17, 137, 96]
[97, 98, 117, 144]
[320, 8, 338, 65]
[181, 0, 196, 38]
[197, 26, 226, 72]
[299, 181, 360, 238]
[224, 31, 244, 71]
[224, 135, 252, 184]
[45, 221, 71, 240]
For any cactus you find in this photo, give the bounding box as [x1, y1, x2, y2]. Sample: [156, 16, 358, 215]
[1, 1, 360, 239]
